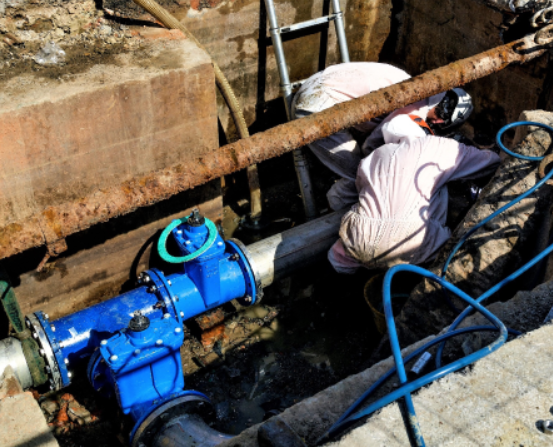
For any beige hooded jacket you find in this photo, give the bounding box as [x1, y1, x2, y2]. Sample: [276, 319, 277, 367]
[328, 115, 501, 273]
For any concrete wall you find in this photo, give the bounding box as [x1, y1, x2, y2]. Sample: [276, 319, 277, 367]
[388, 0, 553, 135]
[0, 33, 218, 227]
[1, 0, 393, 139]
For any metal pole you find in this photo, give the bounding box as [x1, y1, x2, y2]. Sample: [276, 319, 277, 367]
[265, 0, 319, 219]
[1, 34, 550, 259]
[331, 0, 350, 63]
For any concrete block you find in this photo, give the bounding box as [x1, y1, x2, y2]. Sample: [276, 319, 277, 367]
[0, 368, 58, 447]
[327, 323, 553, 446]
[0, 35, 217, 227]
[0, 393, 59, 447]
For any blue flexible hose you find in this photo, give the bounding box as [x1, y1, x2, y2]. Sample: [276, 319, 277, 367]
[436, 121, 553, 367]
[323, 121, 553, 445]
[318, 325, 521, 442]
[439, 121, 553, 312]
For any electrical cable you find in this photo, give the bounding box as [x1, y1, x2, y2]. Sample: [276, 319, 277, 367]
[322, 121, 553, 445]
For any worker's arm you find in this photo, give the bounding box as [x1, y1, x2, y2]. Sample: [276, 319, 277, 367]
[425, 136, 501, 187]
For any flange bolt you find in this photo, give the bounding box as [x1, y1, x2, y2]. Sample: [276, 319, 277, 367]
[129, 311, 150, 332]
[138, 272, 151, 284]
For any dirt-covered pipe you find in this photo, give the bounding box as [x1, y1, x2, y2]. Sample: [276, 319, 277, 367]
[130, 0, 262, 222]
[0, 33, 550, 260]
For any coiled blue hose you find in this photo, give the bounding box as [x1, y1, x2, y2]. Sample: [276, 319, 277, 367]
[321, 121, 553, 445]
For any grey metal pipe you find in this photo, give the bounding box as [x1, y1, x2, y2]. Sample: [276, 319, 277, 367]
[245, 211, 345, 288]
[331, 0, 350, 63]
[152, 414, 232, 447]
[0, 337, 33, 389]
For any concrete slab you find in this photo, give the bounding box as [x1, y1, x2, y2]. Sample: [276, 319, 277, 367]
[328, 323, 553, 446]
[0, 34, 217, 227]
[0, 392, 59, 447]
[0, 367, 58, 447]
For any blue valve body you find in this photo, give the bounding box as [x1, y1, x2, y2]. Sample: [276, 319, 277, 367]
[32, 217, 257, 392]
[89, 316, 185, 418]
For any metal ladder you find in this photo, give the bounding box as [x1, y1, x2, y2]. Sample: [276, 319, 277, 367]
[264, 0, 350, 219]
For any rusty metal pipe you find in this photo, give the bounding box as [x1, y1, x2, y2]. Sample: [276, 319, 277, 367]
[0, 34, 549, 260]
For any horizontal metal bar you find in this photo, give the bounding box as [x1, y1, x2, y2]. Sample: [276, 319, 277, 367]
[277, 14, 337, 34]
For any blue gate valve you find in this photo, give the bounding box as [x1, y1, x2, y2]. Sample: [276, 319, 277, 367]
[88, 311, 187, 418]
[24, 209, 261, 437]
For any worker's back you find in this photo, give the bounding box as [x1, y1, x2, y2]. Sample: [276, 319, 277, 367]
[334, 133, 500, 271]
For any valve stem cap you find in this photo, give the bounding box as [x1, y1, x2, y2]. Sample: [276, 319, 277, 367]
[129, 311, 150, 332]
[187, 208, 205, 227]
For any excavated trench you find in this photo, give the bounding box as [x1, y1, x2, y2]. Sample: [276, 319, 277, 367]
[39, 124, 516, 447]
[3, 0, 553, 445]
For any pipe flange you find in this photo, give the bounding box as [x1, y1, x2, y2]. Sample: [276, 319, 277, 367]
[538, 153, 553, 185]
[146, 269, 180, 323]
[26, 313, 62, 391]
[130, 392, 213, 447]
[228, 238, 264, 304]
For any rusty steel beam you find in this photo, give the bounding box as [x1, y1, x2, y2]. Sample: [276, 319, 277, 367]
[0, 33, 550, 260]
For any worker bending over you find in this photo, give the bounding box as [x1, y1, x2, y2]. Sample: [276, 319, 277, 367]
[328, 113, 499, 273]
[292, 62, 473, 210]
[291, 62, 499, 272]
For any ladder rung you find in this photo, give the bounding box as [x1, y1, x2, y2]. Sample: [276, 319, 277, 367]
[278, 15, 337, 34]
